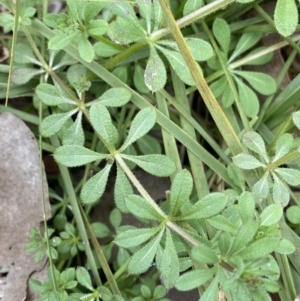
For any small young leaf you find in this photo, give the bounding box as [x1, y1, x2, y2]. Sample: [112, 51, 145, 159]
[121, 154, 176, 177]
[76, 267, 93, 291]
[186, 38, 214, 61]
[125, 194, 163, 221]
[144, 46, 166, 92]
[207, 215, 238, 233]
[238, 191, 255, 223]
[153, 285, 166, 299]
[286, 205, 300, 224]
[213, 18, 230, 54]
[183, 0, 203, 16]
[63, 112, 85, 146]
[137, 134, 162, 155]
[84, 1, 103, 22]
[239, 237, 280, 260]
[272, 173, 290, 207]
[252, 173, 269, 200]
[179, 193, 228, 220]
[242, 131, 268, 161]
[275, 168, 300, 186]
[192, 244, 219, 264]
[229, 32, 262, 62]
[232, 153, 265, 169]
[104, 1, 138, 24]
[218, 232, 233, 257]
[141, 285, 151, 299]
[54, 145, 107, 167]
[91, 222, 110, 238]
[80, 164, 112, 204]
[40, 109, 78, 137]
[156, 45, 195, 86]
[96, 88, 131, 107]
[160, 229, 179, 289]
[260, 204, 283, 226]
[175, 267, 215, 291]
[87, 20, 108, 36]
[274, 133, 294, 161]
[115, 225, 162, 248]
[136, 0, 152, 33]
[36, 83, 74, 106]
[233, 71, 276, 95]
[120, 107, 156, 151]
[114, 164, 133, 213]
[275, 238, 295, 254]
[78, 34, 94, 63]
[94, 40, 121, 57]
[236, 77, 260, 118]
[170, 169, 193, 215]
[292, 111, 300, 129]
[90, 102, 118, 151]
[134, 64, 150, 94]
[229, 220, 258, 255]
[274, 0, 298, 37]
[128, 229, 164, 274]
[48, 33, 76, 50]
[153, 0, 163, 31]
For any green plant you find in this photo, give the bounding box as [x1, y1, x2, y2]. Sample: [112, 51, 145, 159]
[1, 0, 300, 300]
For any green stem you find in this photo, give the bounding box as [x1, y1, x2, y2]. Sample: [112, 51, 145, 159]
[268, 150, 300, 170]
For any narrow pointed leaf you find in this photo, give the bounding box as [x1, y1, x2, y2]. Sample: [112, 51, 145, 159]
[40, 109, 78, 137]
[238, 192, 255, 223]
[128, 229, 164, 274]
[170, 169, 193, 215]
[242, 131, 268, 160]
[275, 168, 300, 186]
[199, 274, 219, 301]
[125, 194, 163, 221]
[222, 83, 234, 107]
[115, 225, 162, 248]
[207, 215, 238, 233]
[274, 0, 298, 37]
[272, 174, 290, 207]
[80, 164, 112, 204]
[210, 76, 227, 98]
[213, 18, 230, 54]
[260, 204, 283, 226]
[252, 173, 269, 200]
[114, 164, 133, 213]
[192, 244, 218, 264]
[218, 232, 232, 257]
[54, 145, 107, 167]
[183, 0, 203, 16]
[79, 35, 94, 63]
[95, 87, 131, 107]
[134, 64, 149, 94]
[121, 107, 156, 151]
[274, 133, 293, 161]
[136, 0, 152, 33]
[144, 46, 166, 92]
[48, 33, 76, 50]
[160, 229, 179, 289]
[121, 154, 176, 177]
[104, 1, 138, 24]
[232, 153, 265, 170]
[63, 112, 85, 146]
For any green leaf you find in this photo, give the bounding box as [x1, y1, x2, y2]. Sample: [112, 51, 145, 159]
[275, 238, 295, 254]
[91, 222, 110, 238]
[252, 173, 269, 200]
[286, 205, 300, 224]
[110, 208, 122, 229]
[222, 84, 234, 107]
[275, 168, 300, 186]
[137, 134, 162, 155]
[156, 45, 195, 86]
[236, 77, 260, 118]
[114, 164, 133, 213]
[175, 267, 215, 291]
[121, 154, 176, 177]
[87, 20, 108, 36]
[153, 0, 163, 31]
[242, 131, 268, 161]
[76, 267, 93, 291]
[274, 0, 298, 37]
[199, 274, 219, 301]
[229, 32, 262, 62]
[218, 232, 232, 256]
[136, 0, 152, 33]
[40, 109, 78, 137]
[48, 32, 76, 50]
[134, 64, 150, 94]
[128, 229, 164, 274]
[96, 87, 131, 107]
[144, 46, 166, 92]
[179, 193, 228, 220]
[213, 18, 230, 54]
[78, 34, 94, 63]
[104, 1, 138, 24]
[54, 145, 107, 167]
[160, 229, 179, 289]
[14, 43, 38, 64]
[245, 46, 274, 66]
[293, 111, 300, 129]
[260, 204, 283, 226]
[233, 71, 276, 95]
[274, 133, 294, 161]
[84, 1, 102, 22]
[36, 83, 74, 106]
[192, 244, 218, 264]
[238, 192, 255, 223]
[272, 174, 290, 207]
[153, 285, 166, 299]
[183, 0, 203, 16]
[229, 220, 258, 254]
[63, 112, 85, 146]
[210, 76, 228, 98]
[208, 215, 238, 233]
[115, 225, 162, 248]
[125, 194, 163, 221]
[239, 237, 280, 260]
[90, 102, 118, 151]
[186, 38, 214, 61]
[232, 153, 265, 169]
[93, 40, 121, 57]
[141, 285, 151, 299]
[170, 169, 193, 215]
[80, 164, 112, 204]
[11, 68, 44, 85]
[120, 107, 156, 151]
